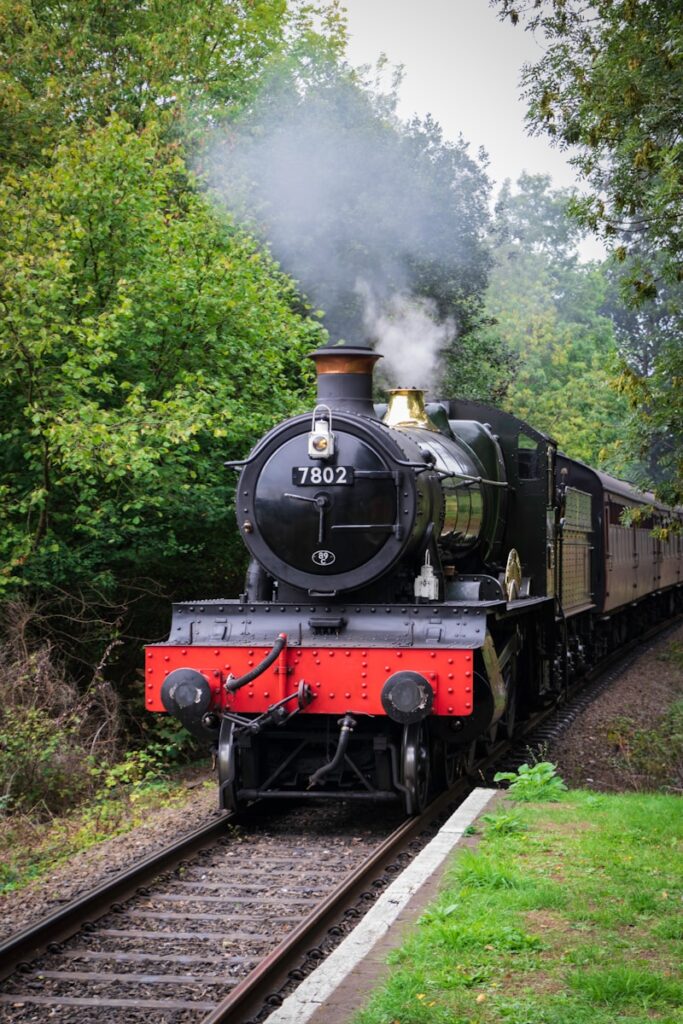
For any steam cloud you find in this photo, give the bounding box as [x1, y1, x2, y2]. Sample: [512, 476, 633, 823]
[357, 281, 454, 391]
[207, 68, 488, 390]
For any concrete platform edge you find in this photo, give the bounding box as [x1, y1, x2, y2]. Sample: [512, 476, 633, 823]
[265, 787, 498, 1024]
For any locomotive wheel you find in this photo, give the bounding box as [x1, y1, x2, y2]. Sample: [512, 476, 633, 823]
[499, 672, 517, 739]
[456, 740, 477, 776]
[442, 741, 459, 787]
[217, 719, 244, 815]
[401, 722, 431, 815]
[432, 738, 459, 789]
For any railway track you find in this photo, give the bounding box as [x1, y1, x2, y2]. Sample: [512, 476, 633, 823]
[1, 616, 678, 1024]
[0, 791, 468, 1024]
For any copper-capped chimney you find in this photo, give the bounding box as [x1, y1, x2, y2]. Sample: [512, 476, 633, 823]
[309, 346, 381, 417]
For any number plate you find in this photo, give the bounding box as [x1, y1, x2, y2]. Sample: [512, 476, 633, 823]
[292, 466, 354, 486]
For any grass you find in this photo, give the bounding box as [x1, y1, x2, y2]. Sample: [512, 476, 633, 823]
[353, 790, 683, 1024]
[0, 766, 213, 895]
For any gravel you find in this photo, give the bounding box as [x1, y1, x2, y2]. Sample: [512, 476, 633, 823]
[2, 623, 681, 944]
[550, 622, 683, 792]
[0, 801, 399, 1023]
[0, 767, 220, 943]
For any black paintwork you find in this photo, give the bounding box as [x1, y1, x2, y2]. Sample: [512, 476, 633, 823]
[237, 412, 439, 595]
[158, 347, 682, 808]
[447, 399, 556, 596]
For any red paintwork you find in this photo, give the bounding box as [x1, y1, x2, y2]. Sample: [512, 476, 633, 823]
[145, 642, 474, 718]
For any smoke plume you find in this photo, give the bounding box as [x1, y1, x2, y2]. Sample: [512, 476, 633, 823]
[206, 66, 490, 389]
[357, 281, 454, 391]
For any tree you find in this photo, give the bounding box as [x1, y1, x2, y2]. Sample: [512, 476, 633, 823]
[483, 175, 631, 472]
[0, 1, 349, 671]
[603, 265, 683, 502]
[0, 0, 346, 170]
[495, 0, 683, 502]
[0, 119, 322, 613]
[495, 0, 682, 293]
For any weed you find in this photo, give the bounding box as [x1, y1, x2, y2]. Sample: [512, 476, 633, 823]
[494, 762, 568, 802]
[454, 848, 524, 890]
[481, 810, 527, 835]
[100, 746, 167, 791]
[438, 920, 541, 952]
[0, 599, 121, 817]
[140, 714, 199, 764]
[657, 639, 683, 670]
[418, 902, 459, 926]
[0, 708, 93, 815]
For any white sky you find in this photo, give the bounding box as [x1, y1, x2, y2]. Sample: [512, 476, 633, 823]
[342, 0, 605, 259]
[343, 0, 575, 189]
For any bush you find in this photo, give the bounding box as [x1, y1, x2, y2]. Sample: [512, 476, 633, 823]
[0, 600, 121, 817]
[0, 707, 91, 815]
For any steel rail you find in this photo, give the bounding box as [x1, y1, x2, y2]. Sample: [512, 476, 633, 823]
[0, 814, 233, 982]
[199, 779, 471, 1024]
[199, 612, 683, 1024]
[0, 612, 678, 1015]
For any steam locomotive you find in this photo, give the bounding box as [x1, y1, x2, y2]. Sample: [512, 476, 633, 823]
[145, 347, 683, 814]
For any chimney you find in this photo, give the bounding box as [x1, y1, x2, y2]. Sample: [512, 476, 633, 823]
[308, 347, 381, 417]
[382, 388, 439, 432]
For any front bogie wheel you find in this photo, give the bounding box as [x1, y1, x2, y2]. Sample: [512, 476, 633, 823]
[217, 719, 245, 815]
[401, 722, 431, 815]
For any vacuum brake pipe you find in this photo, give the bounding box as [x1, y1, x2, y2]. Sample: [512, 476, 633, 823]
[225, 633, 287, 693]
[308, 714, 356, 788]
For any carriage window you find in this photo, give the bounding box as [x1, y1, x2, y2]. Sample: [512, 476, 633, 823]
[518, 432, 540, 479]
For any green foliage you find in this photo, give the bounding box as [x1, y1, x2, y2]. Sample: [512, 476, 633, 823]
[495, 2, 683, 503]
[0, 0, 347, 701]
[612, 332, 683, 505]
[142, 714, 199, 764]
[601, 262, 683, 502]
[0, 707, 91, 815]
[0, 117, 321, 605]
[0, 0, 346, 168]
[100, 747, 167, 792]
[494, 762, 568, 802]
[482, 174, 632, 473]
[496, 0, 682, 290]
[481, 810, 527, 836]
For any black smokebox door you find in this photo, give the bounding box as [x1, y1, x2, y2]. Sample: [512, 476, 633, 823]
[254, 432, 395, 574]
